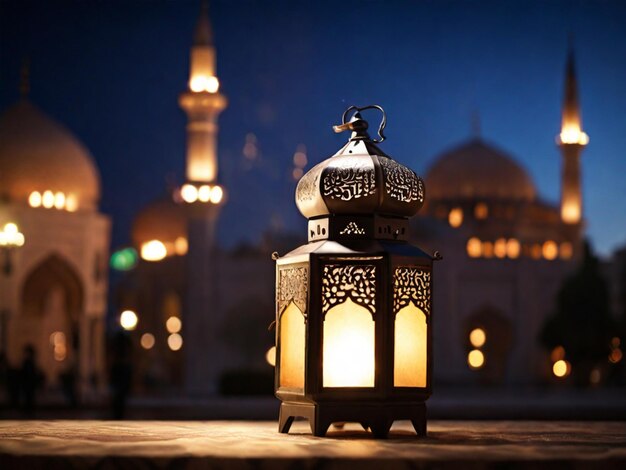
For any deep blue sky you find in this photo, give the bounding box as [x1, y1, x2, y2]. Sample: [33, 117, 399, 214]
[1, 0, 625, 256]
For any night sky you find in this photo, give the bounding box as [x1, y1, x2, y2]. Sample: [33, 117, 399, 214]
[1, 0, 625, 256]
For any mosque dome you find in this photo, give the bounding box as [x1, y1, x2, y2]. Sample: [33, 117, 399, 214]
[132, 197, 189, 260]
[0, 100, 101, 211]
[426, 139, 536, 202]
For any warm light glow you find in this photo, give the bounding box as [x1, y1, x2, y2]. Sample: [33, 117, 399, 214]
[243, 133, 258, 160]
[467, 237, 481, 258]
[543, 240, 558, 260]
[65, 194, 78, 212]
[140, 333, 155, 350]
[54, 192, 66, 209]
[120, 310, 138, 331]
[494, 238, 507, 258]
[552, 359, 571, 378]
[42, 190, 55, 208]
[531, 244, 542, 259]
[4, 223, 18, 235]
[181, 184, 199, 203]
[468, 349, 485, 369]
[141, 240, 167, 261]
[469, 328, 486, 348]
[611, 337, 621, 348]
[609, 348, 623, 364]
[394, 303, 427, 387]
[279, 302, 305, 389]
[168, 333, 183, 351]
[266, 346, 276, 367]
[174, 237, 188, 256]
[210, 186, 223, 204]
[292, 168, 304, 180]
[474, 202, 488, 219]
[590, 368, 601, 385]
[482, 241, 493, 258]
[50, 331, 66, 347]
[561, 202, 581, 224]
[198, 185, 211, 202]
[293, 147, 307, 168]
[550, 345, 565, 362]
[506, 239, 521, 259]
[559, 125, 589, 145]
[54, 343, 66, 362]
[0, 223, 25, 247]
[448, 207, 463, 228]
[166, 316, 182, 334]
[28, 191, 41, 207]
[560, 242, 573, 259]
[323, 298, 375, 388]
[50, 331, 67, 361]
[189, 75, 219, 93]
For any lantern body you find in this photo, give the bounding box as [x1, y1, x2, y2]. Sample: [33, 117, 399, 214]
[274, 107, 435, 438]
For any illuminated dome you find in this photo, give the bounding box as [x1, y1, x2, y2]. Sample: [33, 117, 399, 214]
[132, 197, 189, 260]
[426, 139, 536, 201]
[0, 101, 101, 210]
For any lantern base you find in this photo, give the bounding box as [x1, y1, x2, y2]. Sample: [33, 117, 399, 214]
[278, 401, 427, 438]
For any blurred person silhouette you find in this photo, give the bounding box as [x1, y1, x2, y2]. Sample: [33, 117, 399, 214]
[109, 331, 132, 419]
[20, 344, 42, 415]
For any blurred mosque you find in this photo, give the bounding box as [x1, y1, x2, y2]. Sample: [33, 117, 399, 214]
[413, 50, 587, 384]
[0, 67, 110, 397]
[116, 2, 594, 393]
[1, 3, 622, 403]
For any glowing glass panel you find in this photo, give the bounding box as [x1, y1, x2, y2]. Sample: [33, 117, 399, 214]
[279, 302, 306, 389]
[323, 298, 375, 388]
[394, 303, 427, 387]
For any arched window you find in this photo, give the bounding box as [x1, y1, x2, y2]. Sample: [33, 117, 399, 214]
[279, 302, 306, 390]
[323, 298, 375, 387]
[394, 303, 427, 387]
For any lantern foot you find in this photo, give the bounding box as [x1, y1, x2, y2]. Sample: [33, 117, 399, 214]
[277, 402, 427, 438]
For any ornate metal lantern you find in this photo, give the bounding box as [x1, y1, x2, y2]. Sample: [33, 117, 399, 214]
[274, 105, 437, 438]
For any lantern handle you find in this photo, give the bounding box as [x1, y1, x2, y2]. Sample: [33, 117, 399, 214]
[335, 105, 387, 143]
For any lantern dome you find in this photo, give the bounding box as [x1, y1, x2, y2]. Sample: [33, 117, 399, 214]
[296, 108, 425, 220]
[426, 139, 536, 202]
[0, 101, 101, 210]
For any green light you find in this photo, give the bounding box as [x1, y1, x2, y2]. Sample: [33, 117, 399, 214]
[110, 247, 138, 272]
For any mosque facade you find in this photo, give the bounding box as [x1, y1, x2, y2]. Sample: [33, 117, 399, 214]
[413, 51, 587, 384]
[0, 78, 110, 397]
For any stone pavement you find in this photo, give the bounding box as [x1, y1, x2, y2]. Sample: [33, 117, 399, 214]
[0, 420, 625, 469]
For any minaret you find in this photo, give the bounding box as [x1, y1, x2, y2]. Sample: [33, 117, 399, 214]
[179, 1, 228, 395]
[557, 46, 588, 224]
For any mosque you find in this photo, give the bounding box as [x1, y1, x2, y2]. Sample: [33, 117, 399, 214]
[413, 50, 587, 384]
[0, 3, 596, 400]
[0, 71, 110, 397]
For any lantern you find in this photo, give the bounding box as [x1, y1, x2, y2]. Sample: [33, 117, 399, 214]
[274, 105, 438, 438]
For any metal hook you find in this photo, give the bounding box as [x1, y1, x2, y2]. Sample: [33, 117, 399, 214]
[335, 105, 387, 143]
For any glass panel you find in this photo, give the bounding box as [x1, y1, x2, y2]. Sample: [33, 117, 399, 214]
[279, 302, 306, 389]
[323, 298, 375, 387]
[394, 303, 427, 387]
